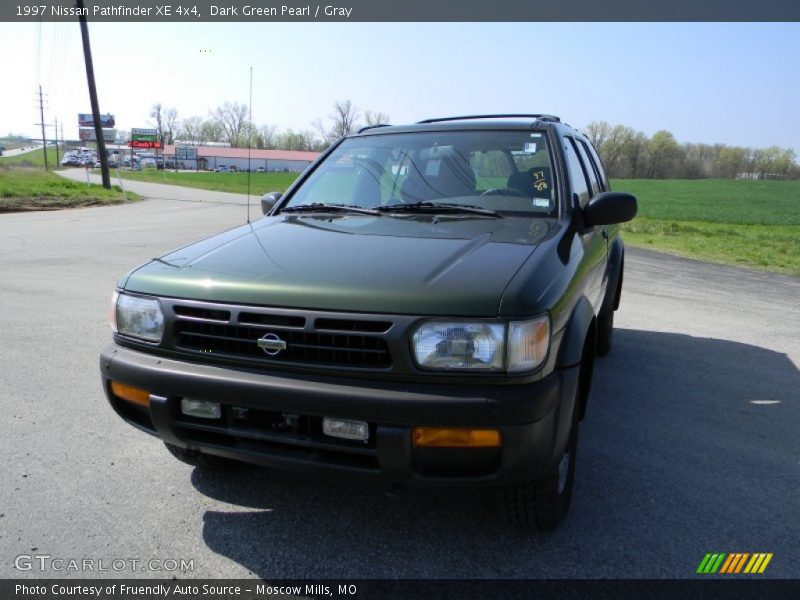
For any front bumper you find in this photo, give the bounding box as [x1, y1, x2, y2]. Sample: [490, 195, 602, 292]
[100, 344, 579, 486]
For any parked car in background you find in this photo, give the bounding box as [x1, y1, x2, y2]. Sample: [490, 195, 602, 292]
[214, 165, 228, 172]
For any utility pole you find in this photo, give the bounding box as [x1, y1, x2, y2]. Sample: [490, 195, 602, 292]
[37, 85, 49, 171]
[54, 116, 60, 166]
[77, 0, 110, 188]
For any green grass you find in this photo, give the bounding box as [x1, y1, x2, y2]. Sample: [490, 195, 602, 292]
[109, 169, 299, 195]
[612, 179, 800, 276]
[611, 179, 800, 226]
[0, 146, 61, 169]
[0, 168, 139, 211]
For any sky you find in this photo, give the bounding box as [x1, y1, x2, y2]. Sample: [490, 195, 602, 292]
[1, 22, 798, 154]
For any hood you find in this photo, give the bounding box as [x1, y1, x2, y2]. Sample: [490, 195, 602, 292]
[122, 214, 555, 316]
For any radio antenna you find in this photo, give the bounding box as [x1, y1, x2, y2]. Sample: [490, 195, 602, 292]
[246, 66, 253, 224]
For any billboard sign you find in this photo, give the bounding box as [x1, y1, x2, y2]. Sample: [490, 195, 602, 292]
[78, 127, 116, 142]
[131, 128, 158, 142]
[78, 113, 115, 128]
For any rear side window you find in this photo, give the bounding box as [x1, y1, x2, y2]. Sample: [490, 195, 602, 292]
[583, 141, 609, 190]
[579, 140, 607, 192]
[573, 140, 601, 196]
[563, 137, 591, 207]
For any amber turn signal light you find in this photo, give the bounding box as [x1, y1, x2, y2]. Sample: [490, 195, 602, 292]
[412, 427, 501, 448]
[110, 381, 151, 407]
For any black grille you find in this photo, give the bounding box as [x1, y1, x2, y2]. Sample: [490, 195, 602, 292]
[173, 305, 231, 321]
[314, 318, 392, 333]
[173, 321, 391, 368]
[239, 312, 305, 328]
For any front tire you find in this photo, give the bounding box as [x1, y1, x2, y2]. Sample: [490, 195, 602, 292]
[596, 309, 614, 356]
[164, 442, 240, 470]
[500, 420, 579, 532]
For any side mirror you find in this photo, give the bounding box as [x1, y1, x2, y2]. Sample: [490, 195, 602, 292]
[583, 191, 637, 226]
[261, 191, 282, 215]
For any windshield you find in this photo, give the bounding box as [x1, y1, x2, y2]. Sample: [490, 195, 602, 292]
[283, 130, 558, 216]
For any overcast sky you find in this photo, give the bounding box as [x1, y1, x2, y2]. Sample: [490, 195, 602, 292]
[1, 22, 798, 153]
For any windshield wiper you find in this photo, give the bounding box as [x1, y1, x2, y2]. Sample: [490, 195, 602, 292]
[373, 202, 502, 218]
[280, 203, 381, 216]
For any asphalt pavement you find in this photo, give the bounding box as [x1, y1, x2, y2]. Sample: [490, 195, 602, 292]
[1, 190, 798, 579]
[57, 168, 253, 206]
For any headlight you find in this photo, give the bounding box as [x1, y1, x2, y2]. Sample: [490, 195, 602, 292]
[411, 315, 550, 372]
[507, 315, 550, 372]
[412, 322, 505, 370]
[114, 293, 164, 343]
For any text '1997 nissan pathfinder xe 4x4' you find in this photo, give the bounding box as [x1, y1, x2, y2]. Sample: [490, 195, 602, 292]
[100, 114, 637, 531]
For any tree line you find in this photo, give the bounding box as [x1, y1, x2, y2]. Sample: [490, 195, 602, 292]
[137, 106, 799, 180]
[143, 100, 388, 153]
[585, 121, 798, 180]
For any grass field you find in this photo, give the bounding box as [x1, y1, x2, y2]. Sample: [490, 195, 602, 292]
[0, 146, 60, 169]
[612, 179, 800, 275]
[0, 167, 138, 211]
[109, 169, 299, 195]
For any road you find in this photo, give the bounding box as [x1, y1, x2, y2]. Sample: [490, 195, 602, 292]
[1, 189, 798, 580]
[57, 168, 253, 206]
[0, 145, 44, 158]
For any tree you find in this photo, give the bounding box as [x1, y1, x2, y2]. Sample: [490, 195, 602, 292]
[180, 116, 206, 145]
[257, 124, 278, 149]
[365, 110, 390, 127]
[209, 101, 249, 147]
[149, 103, 178, 148]
[201, 119, 224, 144]
[314, 99, 360, 145]
[585, 121, 612, 150]
[646, 130, 682, 178]
[713, 146, 746, 179]
[163, 107, 179, 145]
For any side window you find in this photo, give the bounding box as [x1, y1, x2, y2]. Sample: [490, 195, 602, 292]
[579, 140, 607, 192]
[574, 140, 601, 196]
[584, 141, 609, 190]
[563, 137, 591, 208]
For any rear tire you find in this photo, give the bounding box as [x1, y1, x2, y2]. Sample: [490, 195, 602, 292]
[500, 421, 579, 532]
[596, 309, 614, 356]
[164, 442, 240, 470]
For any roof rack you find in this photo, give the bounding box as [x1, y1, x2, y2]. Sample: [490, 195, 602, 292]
[416, 114, 561, 124]
[357, 123, 392, 133]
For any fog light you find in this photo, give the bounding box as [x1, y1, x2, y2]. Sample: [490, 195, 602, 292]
[412, 427, 501, 448]
[322, 417, 369, 441]
[181, 398, 221, 419]
[110, 381, 150, 407]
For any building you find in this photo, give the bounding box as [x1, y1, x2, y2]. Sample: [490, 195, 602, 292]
[162, 144, 320, 172]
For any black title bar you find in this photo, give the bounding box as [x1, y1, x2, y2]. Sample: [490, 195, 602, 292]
[2, 0, 800, 22]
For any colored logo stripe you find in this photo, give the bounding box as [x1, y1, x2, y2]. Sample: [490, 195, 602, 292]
[744, 553, 774, 574]
[697, 553, 726, 573]
[697, 552, 773, 574]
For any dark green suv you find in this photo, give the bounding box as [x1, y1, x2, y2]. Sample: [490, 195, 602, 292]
[100, 115, 636, 531]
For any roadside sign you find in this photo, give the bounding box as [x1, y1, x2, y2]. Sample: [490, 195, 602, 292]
[79, 127, 116, 142]
[131, 128, 158, 142]
[78, 113, 115, 128]
[128, 140, 162, 149]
